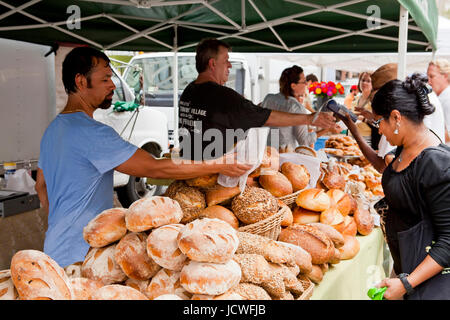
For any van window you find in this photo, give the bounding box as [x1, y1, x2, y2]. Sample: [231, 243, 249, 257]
[124, 56, 245, 98]
[112, 70, 125, 102]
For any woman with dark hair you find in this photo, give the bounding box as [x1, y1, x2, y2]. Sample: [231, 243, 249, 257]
[261, 65, 340, 152]
[371, 73, 450, 300]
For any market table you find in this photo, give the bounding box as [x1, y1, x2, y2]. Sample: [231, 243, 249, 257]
[310, 227, 387, 300]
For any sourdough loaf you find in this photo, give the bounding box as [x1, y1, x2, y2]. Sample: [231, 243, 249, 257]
[165, 181, 206, 223]
[64, 262, 82, 279]
[91, 284, 148, 300]
[83, 208, 128, 248]
[69, 277, 103, 300]
[0, 270, 18, 300]
[145, 268, 190, 300]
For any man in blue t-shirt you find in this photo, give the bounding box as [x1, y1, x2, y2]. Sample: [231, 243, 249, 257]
[35, 47, 251, 267]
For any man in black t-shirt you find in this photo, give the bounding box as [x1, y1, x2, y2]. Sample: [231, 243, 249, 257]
[178, 38, 340, 161]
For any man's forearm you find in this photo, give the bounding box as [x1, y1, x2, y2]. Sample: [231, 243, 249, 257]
[36, 186, 49, 214]
[264, 110, 312, 127]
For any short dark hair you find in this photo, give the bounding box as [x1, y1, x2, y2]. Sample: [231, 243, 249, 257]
[279, 65, 304, 98]
[62, 46, 110, 94]
[372, 73, 435, 123]
[306, 73, 318, 83]
[195, 38, 231, 73]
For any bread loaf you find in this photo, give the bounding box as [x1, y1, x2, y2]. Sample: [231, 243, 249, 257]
[322, 170, 346, 190]
[145, 268, 190, 300]
[0, 270, 18, 300]
[185, 174, 218, 188]
[191, 291, 244, 300]
[229, 283, 271, 300]
[354, 207, 374, 236]
[91, 284, 148, 300]
[236, 231, 296, 265]
[232, 254, 271, 285]
[231, 187, 278, 225]
[83, 208, 128, 247]
[64, 262, 82, 279]
[334, 215, 358, 236]
[292, 206, 321, 224]
[326, 189, 353, 216]
[275, 241, 312, 274]
[307, 223, 345, 248]
[339, 235, 360, 260]
[69, 277, 103, 300]
[125, 278, 150, 294]
[165, 181, 206, 223]
[177, 218, 239, 263]
[198, 205, 239, 229]
[295, 146, 317, 157]
[319, 206, 345, 226]
[246, 177, 261, 188]
[180, 260, 241, 295]
[259, 171, 293, 197]
[296, 188, 331, 212]
[81, 244, 127, 285]
[114, 232, 161, 280]
[146, 224, 187, 271]
[305, 264, 323, 284]
[248, 146, 280, 178]
[126, 196, 183, 232]
[10, 250, 73, 300]
[278, 200, 293, 227]
[205, 185, 241, 207]
[154, 293, 183, 300]
[329, 248, 341, 264]
[281, 162, 310, 192]
[278, 224, 335, 265]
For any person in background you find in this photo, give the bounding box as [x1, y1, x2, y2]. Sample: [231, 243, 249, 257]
[35, 46, 252, 267]
[372, 74, 450, 300]
[427, 59, 450, 144]
[261, 65, 341, 152]
[303, 73, 319, 113]
[344, 85, 358, 110]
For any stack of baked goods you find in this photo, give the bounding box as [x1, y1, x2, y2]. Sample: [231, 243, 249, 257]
[323, 134, 369, 167]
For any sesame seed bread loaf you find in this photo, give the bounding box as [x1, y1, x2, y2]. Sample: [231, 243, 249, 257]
[126, 196, 183, 232]
[177, 218, 239, 263]
[180, 260, 241, 296]
[0, 270, 18, 300]
[114, 232, 161, 280]
[83, 208, 128, 248]
[91, 284, 148, 300]
[81, 244, 127, 285]
[10, 250, 73, 300]
[229, 283, 271, 300]
[231, 187, 278, 225]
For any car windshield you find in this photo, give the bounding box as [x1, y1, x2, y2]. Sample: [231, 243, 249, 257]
[124, 56, 245, 95]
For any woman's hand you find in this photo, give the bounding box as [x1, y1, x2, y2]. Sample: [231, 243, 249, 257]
[375, 278, 406, 300]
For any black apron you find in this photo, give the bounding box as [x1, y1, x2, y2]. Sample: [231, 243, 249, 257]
[386, 190, 450, 300]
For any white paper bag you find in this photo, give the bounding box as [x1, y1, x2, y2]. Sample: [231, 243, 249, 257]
[6, 169, 36, 194]
[218, 127, 270, 193]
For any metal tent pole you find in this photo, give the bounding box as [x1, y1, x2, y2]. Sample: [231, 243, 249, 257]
[173, 24, 179, 149]
[398, 4, 408, 80]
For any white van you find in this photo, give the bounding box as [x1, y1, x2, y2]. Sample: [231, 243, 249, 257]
[122, 52, 252, 145]
[93, 67, 169, 207]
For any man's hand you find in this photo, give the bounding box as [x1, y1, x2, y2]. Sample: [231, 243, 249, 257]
[310, 112, 337, 129]
[375, 278, 406, 300]
[214, 153, 253, 177]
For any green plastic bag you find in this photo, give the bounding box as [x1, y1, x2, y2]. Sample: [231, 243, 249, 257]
[113, 101, 139, 112]
[367, 287, 387, 300]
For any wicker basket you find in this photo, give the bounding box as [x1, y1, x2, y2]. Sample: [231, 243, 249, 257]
[296, 277, 315, 300]
[277, 190, 302, 206]
[237, 206, 287, 240]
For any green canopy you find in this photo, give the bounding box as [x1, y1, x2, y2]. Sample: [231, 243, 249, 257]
[0, 0, 438, 53]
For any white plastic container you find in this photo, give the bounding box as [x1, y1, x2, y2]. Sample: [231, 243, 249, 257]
[3, 162, 16, 181]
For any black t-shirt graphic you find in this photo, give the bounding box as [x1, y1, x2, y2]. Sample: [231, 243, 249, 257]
[178, 81, 271, 160]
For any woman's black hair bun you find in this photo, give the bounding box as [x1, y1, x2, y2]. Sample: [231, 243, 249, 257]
[403, 72, 435, 116]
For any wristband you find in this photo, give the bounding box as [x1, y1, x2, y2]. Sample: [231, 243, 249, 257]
[398, 273, 414, 295]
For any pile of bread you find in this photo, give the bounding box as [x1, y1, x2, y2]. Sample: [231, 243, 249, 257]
[324, 135, 369, 167]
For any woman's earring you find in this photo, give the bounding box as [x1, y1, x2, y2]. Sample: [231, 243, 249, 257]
[394, 123, 399, 135]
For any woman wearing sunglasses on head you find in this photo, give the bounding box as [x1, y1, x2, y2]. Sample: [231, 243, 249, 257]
[368, 73, 450, 300]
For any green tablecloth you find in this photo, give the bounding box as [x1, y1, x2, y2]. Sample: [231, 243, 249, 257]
[310, 227, 387, 300]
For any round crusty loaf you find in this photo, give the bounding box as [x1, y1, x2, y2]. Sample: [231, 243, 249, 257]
[198, 205, 239, 229]
[125, 278, 150, 295]
[278, 224, 335, 265]
[126, 196, 183, 232]
[114, 232, 161, 280]
[259, 171, 293, 197]
[205, 185, 241, 207]
[180, 260, 241, 295]
[81, 244, 127, 285]
[281, 162, 310, 192]
[353, 207, 374, 236]
[154, 293, 183, 300]
[91, 284, 148, 300]
[146, 224, 187, 271]
[326, 189, 353, 216]
[0, 270, 18, 300]
[339, 235, 360, 260]
[10, 250, 73, 300]
[292, 206, 321, 224]
[145, 268, 190, 300]
[319, 206, 345, 226]
[177, 218, 239, 263]
[185, 174, 218, 188]
[308, 222, 345, 248]
[83, 208, 128, 248]
[296, 188, 331, 212]
[69, 277, 104, 300]
[231, 187, 278, 225]
[165, 181, 206, 223]
[64, 261, 82, 279]
[322, 170, 346, 190]
[334, 215, 358, 236]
